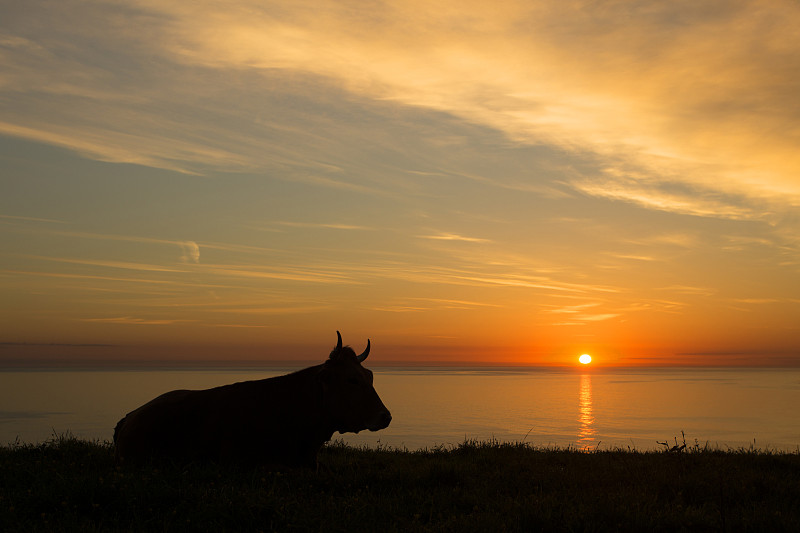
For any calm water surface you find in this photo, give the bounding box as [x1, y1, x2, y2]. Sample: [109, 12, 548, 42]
[1, 367, 798, 451]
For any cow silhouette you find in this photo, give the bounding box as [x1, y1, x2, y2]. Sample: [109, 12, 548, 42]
[113, 331, 391, 467]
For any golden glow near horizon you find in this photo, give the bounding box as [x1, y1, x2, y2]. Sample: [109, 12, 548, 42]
[1, 1, 800, 366]
[579, 354, 592, 365]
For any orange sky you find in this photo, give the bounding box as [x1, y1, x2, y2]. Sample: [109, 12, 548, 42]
[1, 1, 800, 367]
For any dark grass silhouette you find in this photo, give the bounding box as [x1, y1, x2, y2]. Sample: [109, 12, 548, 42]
[2, 434, 799, 532]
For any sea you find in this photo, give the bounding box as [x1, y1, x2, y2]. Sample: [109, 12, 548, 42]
[1, 366, 798, 452]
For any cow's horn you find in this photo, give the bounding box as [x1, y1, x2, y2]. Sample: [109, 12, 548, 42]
[336, 331, 343, 351]
[357, 339, 370, 362]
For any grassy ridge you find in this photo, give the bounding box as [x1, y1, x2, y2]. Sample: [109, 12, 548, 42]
[1, 436, 799, 532]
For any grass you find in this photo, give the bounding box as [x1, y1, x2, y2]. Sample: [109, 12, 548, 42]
[1, 434, 799, 532]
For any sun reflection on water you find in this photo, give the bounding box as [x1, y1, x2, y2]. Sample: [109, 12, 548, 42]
[578, 373, 596, 447]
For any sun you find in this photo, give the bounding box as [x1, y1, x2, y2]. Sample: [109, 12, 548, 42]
[579, 354, 592, 365]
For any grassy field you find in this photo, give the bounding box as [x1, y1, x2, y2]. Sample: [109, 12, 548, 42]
[1, 435, 799, 532]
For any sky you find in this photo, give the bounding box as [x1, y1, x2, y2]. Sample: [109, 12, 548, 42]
[1, 0, 799, 367]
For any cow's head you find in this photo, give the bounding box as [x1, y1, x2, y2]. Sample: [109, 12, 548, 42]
[319, 331, 392, 434]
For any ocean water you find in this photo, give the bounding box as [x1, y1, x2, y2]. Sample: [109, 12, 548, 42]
[1, 367, 798, 452]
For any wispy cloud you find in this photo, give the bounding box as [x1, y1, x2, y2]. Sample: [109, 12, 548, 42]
[214, 305, 331, 315]
[618, 300, 687, 315]
[543, 303, 602, 314]
[543, 301, 621, 324]
[449, 274, 615, 293]
[409, 297, 501, 308]
[623, 233, 700, 249]
[131, 0, 800, 210]
[11, 229, 207, 263]
[373, 297, 501, 313]
[0, 342, 116, 347]
[0, 269, 238, 291]
[732, 298, 780, 305]
[371, 305, 429, 313]
[276, 221, 374, 231]
[575, 313, 620, 322]
[179, 241, 200, 263]
[4, 0, 797, 215]
[0, 214, 67, 224]
[657, 285, 716, 297]
[24, 255, 190, 274]
[202, 264, 357, 284]
[606, 253, 658, 262]
[571, 179, 763, 221]
[418, 232, 490, 243]
[210, 323, 272, 328]
[80, 317, 192, 325]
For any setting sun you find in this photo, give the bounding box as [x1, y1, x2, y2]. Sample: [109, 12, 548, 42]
[579, 354, 592, 365]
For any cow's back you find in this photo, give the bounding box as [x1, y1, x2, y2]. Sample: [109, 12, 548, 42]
[114, 389, 205, 462]
[114, 368, 331, 466]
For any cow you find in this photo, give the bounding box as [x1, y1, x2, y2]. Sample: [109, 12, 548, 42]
[113, 331, 391, 468]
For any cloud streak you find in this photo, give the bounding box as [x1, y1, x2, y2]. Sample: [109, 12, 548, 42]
[418, 232, 490, 243]
[275, 221, 374, 231]
[80, 317, 191, 325]
[0, 214, 67, 224]
[2, 0, 798, 219]
[131, 0, 800, 212]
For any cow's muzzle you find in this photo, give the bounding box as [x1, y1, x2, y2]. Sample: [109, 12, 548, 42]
[369, 409, 392, 431]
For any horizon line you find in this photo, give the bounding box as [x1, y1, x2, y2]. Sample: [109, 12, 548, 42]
[1, 358, 799, 371]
